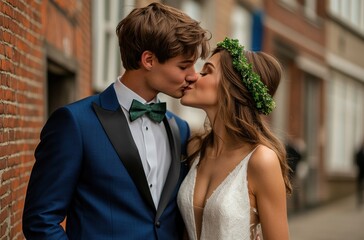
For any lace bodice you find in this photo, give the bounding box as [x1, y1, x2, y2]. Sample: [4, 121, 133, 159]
[177, 150, 263, 240]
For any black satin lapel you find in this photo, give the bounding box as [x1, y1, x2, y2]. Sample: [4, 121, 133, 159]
[156, 117, 181, 220]
[93, 102, 155, 211]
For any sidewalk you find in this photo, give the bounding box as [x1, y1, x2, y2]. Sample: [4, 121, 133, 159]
[288, 194, 364, 240]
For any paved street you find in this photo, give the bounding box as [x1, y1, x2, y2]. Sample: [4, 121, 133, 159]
[288, 194, 364, 240]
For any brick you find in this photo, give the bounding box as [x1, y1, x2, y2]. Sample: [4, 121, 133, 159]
[0, 180, 10, 196]
[0, 193, 11, 207]
[3, 3, 14, 18]
[0, 102, 4, 115]
[0, 218, 9, 236]
[0, 208, 8, 222]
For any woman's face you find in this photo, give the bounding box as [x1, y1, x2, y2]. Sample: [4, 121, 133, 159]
[181, 53, 221, 111]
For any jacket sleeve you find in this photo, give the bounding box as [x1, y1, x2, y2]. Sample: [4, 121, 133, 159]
[22, 107, 83, 240]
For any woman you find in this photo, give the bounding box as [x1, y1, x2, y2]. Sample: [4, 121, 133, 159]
[177, 38, 291, 240]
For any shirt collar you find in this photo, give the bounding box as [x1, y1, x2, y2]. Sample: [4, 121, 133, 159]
[114, 77, 159, 111]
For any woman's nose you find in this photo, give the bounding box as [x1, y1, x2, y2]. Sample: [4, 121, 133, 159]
[186, 72, 198, 83]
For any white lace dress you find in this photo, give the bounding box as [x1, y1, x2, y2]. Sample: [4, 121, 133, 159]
[177, 150, 263, 240]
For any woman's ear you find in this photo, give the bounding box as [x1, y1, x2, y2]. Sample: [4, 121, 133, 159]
[140, 50, 154, 70]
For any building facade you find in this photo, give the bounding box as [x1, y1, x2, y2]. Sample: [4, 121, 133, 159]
[325, 0, 364, 199]
[263, 0, 328, 208]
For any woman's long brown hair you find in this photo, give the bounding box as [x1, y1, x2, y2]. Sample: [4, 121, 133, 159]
[187, 47, 292, 194]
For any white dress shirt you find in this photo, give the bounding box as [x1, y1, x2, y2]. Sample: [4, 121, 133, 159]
[114, 78, 171, 208]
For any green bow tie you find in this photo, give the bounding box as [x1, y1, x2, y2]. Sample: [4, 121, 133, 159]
[129, 99, 167, 123]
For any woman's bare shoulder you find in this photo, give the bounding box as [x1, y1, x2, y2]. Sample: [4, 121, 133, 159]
[249, 145, 280, 171]
[248, 145, 283, 193]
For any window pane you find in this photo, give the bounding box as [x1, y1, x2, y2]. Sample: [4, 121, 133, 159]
[231, 5, 251, 49]
[350, 0, 360, 26]
[329, 0, 340, 15]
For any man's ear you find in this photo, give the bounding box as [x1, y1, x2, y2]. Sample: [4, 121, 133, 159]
[140, 50, 154, 70]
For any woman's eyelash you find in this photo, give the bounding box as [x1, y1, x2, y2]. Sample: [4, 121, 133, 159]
[200, 72, 207, 76]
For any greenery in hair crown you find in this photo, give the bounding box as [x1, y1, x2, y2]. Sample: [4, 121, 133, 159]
[217, 37, 275, 115]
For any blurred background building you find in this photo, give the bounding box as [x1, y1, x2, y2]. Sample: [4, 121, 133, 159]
[1, 0, 364, 239]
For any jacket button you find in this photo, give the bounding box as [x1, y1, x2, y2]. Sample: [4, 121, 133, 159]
[155, 221, 161, 228]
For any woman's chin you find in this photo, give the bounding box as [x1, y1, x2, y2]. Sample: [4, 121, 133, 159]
[180, 97, 191, 106]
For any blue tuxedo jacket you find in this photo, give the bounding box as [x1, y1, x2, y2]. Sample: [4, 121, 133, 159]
[22, 84, 190, 240]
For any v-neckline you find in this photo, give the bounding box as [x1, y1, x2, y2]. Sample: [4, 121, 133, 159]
[191, 152, 253, 240]
[192, 154, 248, 209]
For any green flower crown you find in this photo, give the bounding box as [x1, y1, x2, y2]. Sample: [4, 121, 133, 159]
[217, 37, 275, 115]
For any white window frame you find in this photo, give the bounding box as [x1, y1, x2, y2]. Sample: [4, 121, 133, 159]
[92, 0, 135, 92]
[272, 60, 290, 142]
[231, 4, 251, 50]
[304, 0, 317, 20]
[279, 0, 299, 10]
[328, 0, 364, 35]
[326, 72, 364, 175]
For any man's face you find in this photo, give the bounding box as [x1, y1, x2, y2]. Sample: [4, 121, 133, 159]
[147, 55, 198, 98]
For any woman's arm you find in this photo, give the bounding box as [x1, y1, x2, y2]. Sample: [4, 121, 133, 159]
[248, 146, 290, 240]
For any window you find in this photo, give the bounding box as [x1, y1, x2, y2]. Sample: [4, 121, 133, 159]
[303, 74, 320, 167]
[47, 60, 76, 116]
[92, 0, 135, 92]
[279, 0, 299, 9]
[181, 0, 206, 71]
[272, 59, 290, 141]
[350, 0, 362, 27]
[181, 0, 202, 21]
[231, 5, 251, 50]
[304, 0, 317, 20]
[329, 0, 364, 35]
[326, 72, 364, 174]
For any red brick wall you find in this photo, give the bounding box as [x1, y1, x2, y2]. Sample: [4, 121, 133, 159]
[0, 1, 44, 239]
[0, 0, 92, 239]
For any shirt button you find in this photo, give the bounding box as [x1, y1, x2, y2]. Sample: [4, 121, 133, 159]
[146, 126, 148, 130]
[149, 184, 152, 188]
[155, 221, 161, 228]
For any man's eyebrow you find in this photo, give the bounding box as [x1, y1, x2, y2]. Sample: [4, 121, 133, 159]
[179, 59, 195, 64]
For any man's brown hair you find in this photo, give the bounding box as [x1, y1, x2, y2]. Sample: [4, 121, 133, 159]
[116, 2, 210, 70]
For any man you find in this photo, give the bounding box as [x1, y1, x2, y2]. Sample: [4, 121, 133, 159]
[22, 2, 209, 239]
